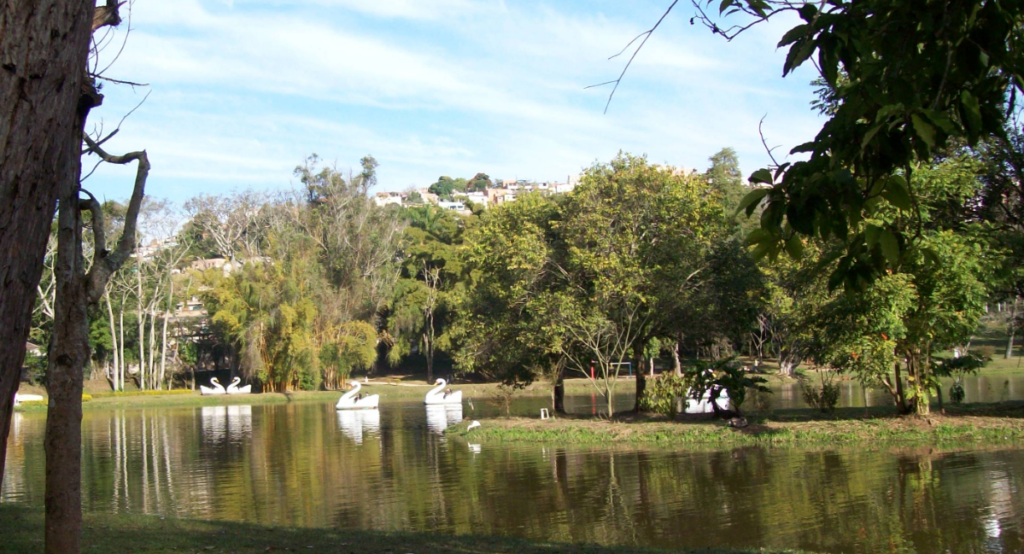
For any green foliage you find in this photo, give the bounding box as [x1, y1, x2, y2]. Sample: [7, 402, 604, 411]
[427, 176, 468, 200]
[708, 0, 1023, 289]
[800, 373, 840, 415]
[467, 172, 492, 192]
[949, 379, 966, 405]
[687, 358, 769, 417]
[637, 373, 691, 417]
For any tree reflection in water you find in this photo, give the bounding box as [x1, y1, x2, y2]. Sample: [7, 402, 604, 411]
[2, 400, 1023, 553]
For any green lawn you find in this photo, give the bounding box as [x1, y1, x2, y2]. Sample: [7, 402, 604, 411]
[14, 378, 598, 413]
[448, 402, 1024, 449]
[0, 505, 813, 554]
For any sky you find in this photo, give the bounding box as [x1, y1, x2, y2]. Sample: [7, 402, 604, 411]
[85, 0, 824, 205]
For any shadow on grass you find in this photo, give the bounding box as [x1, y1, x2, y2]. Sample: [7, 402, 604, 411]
[0, 505, 811, 554]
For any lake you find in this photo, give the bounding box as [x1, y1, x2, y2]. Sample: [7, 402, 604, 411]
[4, 391, 1024, 553]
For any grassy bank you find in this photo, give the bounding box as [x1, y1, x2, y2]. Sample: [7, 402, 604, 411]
[13, 378, 599, 413]
[448, 403, 1024, 449]
[0, 505, 812, 554]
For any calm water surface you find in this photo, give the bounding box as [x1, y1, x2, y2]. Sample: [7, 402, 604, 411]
[4, 393, 1024, 553]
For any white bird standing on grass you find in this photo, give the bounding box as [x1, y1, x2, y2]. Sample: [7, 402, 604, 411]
[467, 420, 481, 431]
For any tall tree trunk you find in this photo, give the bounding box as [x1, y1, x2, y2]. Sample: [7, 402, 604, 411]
[137, 259, 146, 390]
[147, 305, 157, 388]
[908, 354, 930, 416]
[553, 372, 566, 414]
[118, 303, 125, 392]
[633, 351, 647, 413]
[0, 0, 96, 491]
[45, 184, 89, 554]
[48, 117, 149, 554]
[105, 290, 119, 391]
[894, 362, 908, 415]
[1006, 297, 1017, 359]
[672, 341, 682, 377]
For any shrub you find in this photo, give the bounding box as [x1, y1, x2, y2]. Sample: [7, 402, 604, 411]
[748, 386, 773, 417]
[801, 372, 840, 414]
[949, 377, 966, 405]
[488, 381, 526, 417]
[687, 358, 770, 417]
[639, 373, 691, 417]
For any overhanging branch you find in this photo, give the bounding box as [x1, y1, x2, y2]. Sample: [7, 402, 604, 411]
[81, 133, 149, 303]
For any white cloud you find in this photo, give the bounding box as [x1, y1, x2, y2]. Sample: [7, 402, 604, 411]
[86, 0, 823, 202]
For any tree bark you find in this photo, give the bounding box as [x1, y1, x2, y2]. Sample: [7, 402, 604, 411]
[148, 304, 157, 388]
[45, 186, 90, 554]
[160, 275, 171, 389]
[118, 300, 126, 391]
[634, 365, 647, 412]
[1006, 297, 1017, 359]
[105, 290, 119, 391]
[553, 371, 566, 414]
[0, 0, 96, 490]
[893, 362, 909, 414]
[672, 341, 682, 377]
[46, 125, 149, 554]
[137, 257, 146, 389]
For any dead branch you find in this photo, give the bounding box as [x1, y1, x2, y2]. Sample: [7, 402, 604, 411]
[586, 0, 680, 114]
[81, 133, 149, 303]
[93, 1, 125, 32]
[758, 115, 782, 168]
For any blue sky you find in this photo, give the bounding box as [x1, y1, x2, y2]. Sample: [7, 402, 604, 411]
[86, 0, 824, 205]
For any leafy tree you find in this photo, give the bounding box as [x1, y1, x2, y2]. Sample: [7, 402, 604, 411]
[428, 176, 468, 199]
[449, 193, 564, 408]
[555, 153, 729, 413]
[705, 147, 750, 230]
[807, 155, 994, 414]
[207, 252, 320, 391]
[319, 320, 378, 389]
[688, 0, 1024, 290]
[468, 172, 492, 192]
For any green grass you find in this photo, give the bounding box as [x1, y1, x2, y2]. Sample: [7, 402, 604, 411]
[0, 505, 813, 554]
[13, 378, 599, 413]
[448, 403, 1024, 450]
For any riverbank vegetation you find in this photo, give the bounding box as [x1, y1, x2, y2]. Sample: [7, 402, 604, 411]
[0, 505, 814, 554]
[449, 402, 1024, 449]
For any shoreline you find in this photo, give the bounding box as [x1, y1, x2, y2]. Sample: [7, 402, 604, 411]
[12, 379, 592, 413]
[0, 505, 814, 554]
[447, 404, 1024, 449]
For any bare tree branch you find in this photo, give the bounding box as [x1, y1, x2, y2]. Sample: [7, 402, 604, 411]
[81, 133, 149, 303]
[92, 1, 125, 32]
[587, 0, 680, 114]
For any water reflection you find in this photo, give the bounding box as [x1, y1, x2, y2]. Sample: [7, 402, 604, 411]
[336, 409, 381, 444]
[3, 400, 1024, 554]
[425, 404, 463, 435]
[200, 405, 252, 444]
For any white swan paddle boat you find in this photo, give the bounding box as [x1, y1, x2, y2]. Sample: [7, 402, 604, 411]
[13, 393, 44, 406]
[425, 403, 463, 435]
[424, 378, 462, 405]
[335, 380, 379, 410]
[685, 388, 730, 414]
[336, 409, 381, 444]
[226, 377, 252, 395]
[199, 377, 226, 396]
